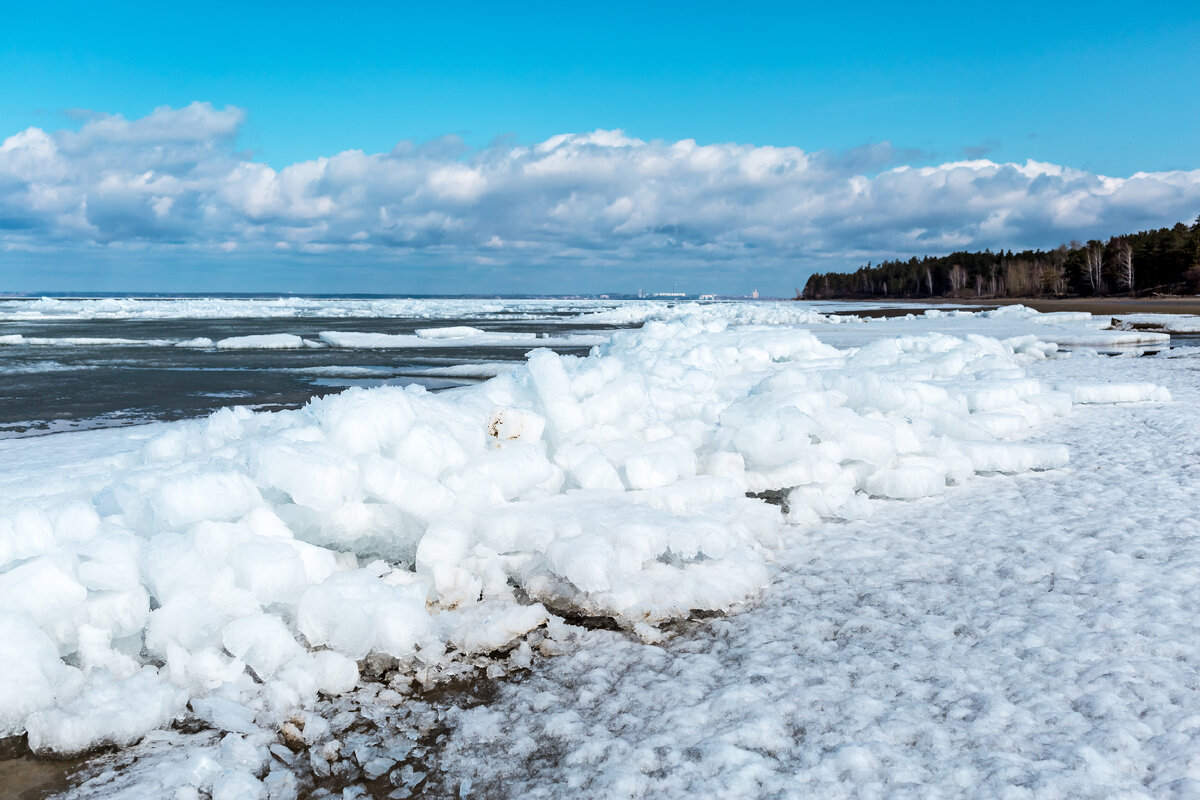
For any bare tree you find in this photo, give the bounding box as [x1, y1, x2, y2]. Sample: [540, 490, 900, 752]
[949, 264, 967, 294]
[1004, 259, 1032, 296]
[1112, 237, 1134, 292]
[1051, 265, 1067, 294]
[1030, 260, 1043, 295]
[925, 267, 934, 295]
[1083, 241, 1105, 295]
[1045, 246, 1069, 295]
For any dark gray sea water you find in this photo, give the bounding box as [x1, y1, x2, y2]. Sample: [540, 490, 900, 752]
[0, 314, 631, 438]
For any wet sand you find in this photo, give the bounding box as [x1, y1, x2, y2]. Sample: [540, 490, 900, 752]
[0, 669, 502, 800]
[0, 738, 92, 800]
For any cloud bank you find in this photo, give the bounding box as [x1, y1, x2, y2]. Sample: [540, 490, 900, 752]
[2, 102, 1198, 289]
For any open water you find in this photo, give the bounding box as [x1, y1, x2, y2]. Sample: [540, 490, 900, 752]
[0, 307, 631, 438]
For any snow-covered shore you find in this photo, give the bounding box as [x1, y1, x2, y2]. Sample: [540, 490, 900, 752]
[0, 301, 1188, 798]
[437, 349, 1200, 798]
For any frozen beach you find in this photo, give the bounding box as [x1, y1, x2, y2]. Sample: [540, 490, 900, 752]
[1, 299, 1197, 799]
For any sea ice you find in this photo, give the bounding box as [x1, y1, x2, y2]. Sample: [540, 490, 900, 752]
[214, 334, 310, 350]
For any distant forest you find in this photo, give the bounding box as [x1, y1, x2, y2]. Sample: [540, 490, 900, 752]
[802, 217, 1200, 300]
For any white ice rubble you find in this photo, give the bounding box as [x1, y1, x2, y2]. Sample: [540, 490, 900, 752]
[0, 303, 1175, 797]
[436, 348, 1200, 799]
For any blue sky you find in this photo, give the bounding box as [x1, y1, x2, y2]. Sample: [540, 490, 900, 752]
[1, 1, 1198, 294]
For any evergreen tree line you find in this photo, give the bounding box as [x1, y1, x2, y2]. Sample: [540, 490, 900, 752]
[802, 217, 1200, 299]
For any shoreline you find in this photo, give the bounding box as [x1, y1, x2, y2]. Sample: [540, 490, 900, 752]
[815, 296, 1200, 318]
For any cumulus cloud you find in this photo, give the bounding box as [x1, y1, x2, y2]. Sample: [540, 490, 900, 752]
[1, 102, 1198, 280]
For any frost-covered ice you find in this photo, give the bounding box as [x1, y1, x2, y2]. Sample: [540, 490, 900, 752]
[0, 301, 1188, 798]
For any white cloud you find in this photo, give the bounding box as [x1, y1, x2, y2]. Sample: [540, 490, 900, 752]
[1, 103, 1198, 281]
[61, 103, 244, 149]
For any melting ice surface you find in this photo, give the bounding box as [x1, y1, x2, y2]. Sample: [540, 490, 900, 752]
[0, 300, 1187, 798]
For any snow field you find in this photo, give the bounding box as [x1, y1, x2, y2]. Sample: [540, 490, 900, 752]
[0, 307, 1174, 797]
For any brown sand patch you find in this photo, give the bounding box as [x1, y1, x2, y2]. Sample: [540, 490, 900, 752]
[0, 737, 93, 800]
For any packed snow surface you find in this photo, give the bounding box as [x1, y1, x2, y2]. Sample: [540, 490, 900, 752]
[0, 301, 1184, 798]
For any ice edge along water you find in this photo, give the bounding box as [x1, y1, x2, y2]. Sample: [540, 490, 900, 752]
[0, 303, 1173, 798]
